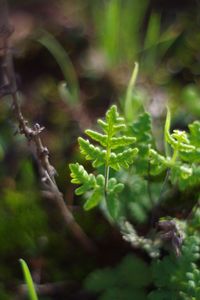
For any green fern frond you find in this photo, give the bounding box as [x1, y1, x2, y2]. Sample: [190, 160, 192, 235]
[110, 136, 136, 149]
[165, 107, 195, 153]
[104, 178, 124, 219]
[108, 178, 124, 194]
[85, 130, 107, 147]
[70, 105, 138, 215]
[69, 164, 105, 209]
[98, 105, 126, 135]
[131, 112, 152, 144]
[109, 148, 138, 171]
[84, 132, 136, 151]
[130, 112, 153, 174]
[84, 104, 138, 170]
[179, 148, 200, 163]
[83, 186, 103, 211]
[177, 121, 200, 164]
[106, 105, 125, 132]
[189, 121, 200, 147]
[84, 175, 105, 210]
[149, 149, 168, 175]
[78, 137, 106, 167]
[170, 164, 200, 190]
[69, 163, 96, 195]
[150, 234, 200, 299]
[149, 108, 197, 188]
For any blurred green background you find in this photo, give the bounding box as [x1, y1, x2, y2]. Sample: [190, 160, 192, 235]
[1, 0, 200, 299]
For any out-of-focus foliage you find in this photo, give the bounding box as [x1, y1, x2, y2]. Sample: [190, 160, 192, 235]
[149, 212, 200, 300]
[85, 212, 200, 300]
[35, 30, 80, 105]
[91, 0, 180, 69]
[0, 188, 47, 255]
[85, 254, 151, 300]
[1, 0, 200, 299]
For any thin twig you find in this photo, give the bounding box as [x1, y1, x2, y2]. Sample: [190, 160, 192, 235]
[0, 0, 96, 254]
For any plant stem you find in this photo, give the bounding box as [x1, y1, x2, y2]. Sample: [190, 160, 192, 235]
[104, 165, 110, 195]
[171, 147, 178, 164]
[104, 120, 112, 198]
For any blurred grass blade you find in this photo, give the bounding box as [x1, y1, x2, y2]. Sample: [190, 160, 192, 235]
[100, 0, 121, 65]
[164, 106, 171, 157]
[158, 25, 182, 58]
[20, 259, 38, 300]
[144, 13, 161, 50]
[121, 0, 148, 62]
[143, 12, 161, 70]
[124, 62, 139, 122]
[93, 0, 148, 64]
[35, 30, 80, 106]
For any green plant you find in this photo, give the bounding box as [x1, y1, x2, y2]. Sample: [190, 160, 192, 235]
[69, 103, 200, 223]
[84, 254, 151, 300]
[20, 259, 38, 300]
[149, 107, 200, 190]
[149, 222, 200, 299]
[85, 223, 200, 300]
[91, 0, 180, 71]
[70, 102, 200, 298]
[69, 105, 138, 219]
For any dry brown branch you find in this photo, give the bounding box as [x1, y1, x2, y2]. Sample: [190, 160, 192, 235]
[0, 0, 96, 254]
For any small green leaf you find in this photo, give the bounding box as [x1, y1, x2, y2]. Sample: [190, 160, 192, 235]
[131, 112, 152, 144]
[19, 259, 38, 300]
[106, 105, 123, 127]
[179, 165, 193, 179]
[84, 188, 103, 210]
[85, 130, 107, 147]
[96, 174, 105, 187]
[149, 149, 168, 175]
[106, 191, 120, 220]
[99, 105, 125, 135]
[108, 178, 124, 194]
[78, 137, 106, 167]
[69, 163, 96, 195]
[164, 107, 195, 152]
[109, 148, 138, 170]
[189, 121, 200, 147]
[110, 136, 136, 149]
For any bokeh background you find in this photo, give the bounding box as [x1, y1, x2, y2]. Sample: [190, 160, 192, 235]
[1, 0, 200, 299]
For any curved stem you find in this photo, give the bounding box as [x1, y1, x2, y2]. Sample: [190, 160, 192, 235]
[171, 147, 179, 164]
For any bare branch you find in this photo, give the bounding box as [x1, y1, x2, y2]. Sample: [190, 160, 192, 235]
[0, 0, 96, 254]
